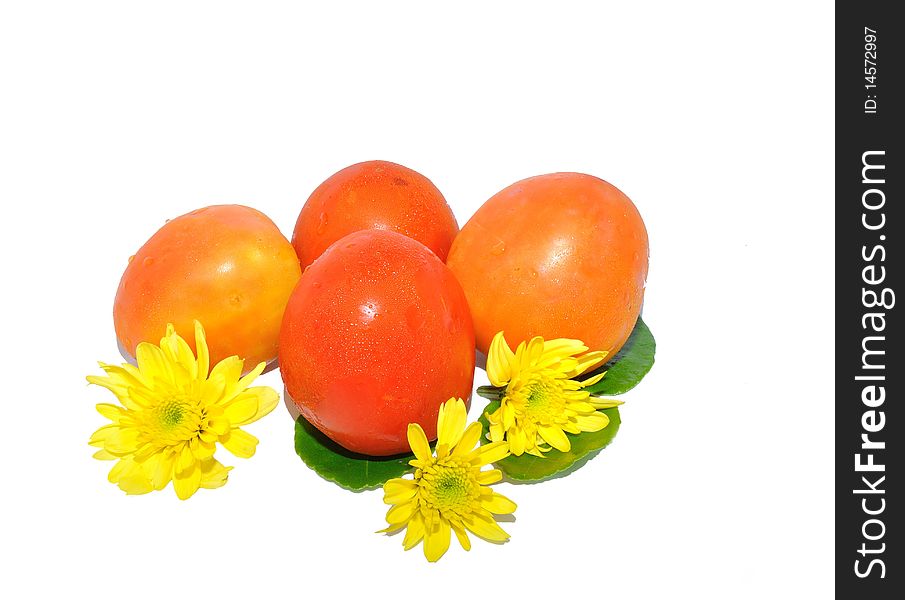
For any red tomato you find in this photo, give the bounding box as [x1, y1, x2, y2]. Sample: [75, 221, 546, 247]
[280, 230, 475, 456]
[292, 160, 459, 269]
[447, 173, 649, 357]
[114, 205, 301, 368]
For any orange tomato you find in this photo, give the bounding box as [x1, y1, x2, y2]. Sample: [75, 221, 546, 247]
[447, 173, 649, 357]
[114, 205, 302, 368]
[280, 229, 475, 456]
[292, 160, 459, 269]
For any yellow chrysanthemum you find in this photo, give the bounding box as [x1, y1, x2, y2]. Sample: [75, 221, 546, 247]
[87, 321, 279, 500]
[485, 331, 622, 458]
[380, 398, 516, 562]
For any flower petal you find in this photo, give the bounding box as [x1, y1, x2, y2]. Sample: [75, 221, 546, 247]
[424, 518, 451, 562]
[135, 342, 175, 385]
[579, 371, 607, 388]
[126, 382, 163, 409]
[501, 401, 515, 431]
[173, 461, 202, 500]
[132, 442, 159, 463]
[463, 513, 510, 543]
[589, 397, 624, 409]
[190, 437, 217, 460]
[562, 350, 608, 378]
[383, 478, 418, 505]
[474, 441, 510, 466]
[194, 321, 210, 380]
[87, 367, 147, 408]
[407, 423, 432, 462]
[207, 417, 231, 436]
[201, 374, 227, 406]
[488, 421, 505, 443]
[451, 521, 472, 551]
[95, 403, 125, 422]
[117, 471, 154, 495]
[220, 428, 259, 458]
[110, 458, 153, 495]
[88, 424, 117, 447]
[176, 444, 196, 475]
[151, 450, 177, 490]
[487, 331, 515, 387]
[526, 446, 547, 458]
[103, 427, 140, 455]
[568, 400, 598, 415]
[481, 492, 517, 515]
[107, 458, 129, 484]
[86, 375, 129, 403]
[243, 387, 280, 424]
[522, 336, 545, 369]
[452, 422, 483, 457]
[100, 361, 147, 386]
[538, 424, 571, 452]
[477, 469, 503, 485]
[161, 326, 198, 380]
[536, 338, 588, 368]
[561, 420, 582, 434]
[222, 393, 259, 425]
[386, 500, 417, 525]
[402, 511, 426, 551]
[575, 411, 610, 432]
[508, 426, 526, 456]
[235, 361, 267, 395]
[377, 522, 407, 535]
[210, 356, 244, 395]
[199, 458, 231, 489]
[437, 398, 467, 448]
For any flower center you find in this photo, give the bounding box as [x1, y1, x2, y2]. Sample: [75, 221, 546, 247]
[158, 400, 186, 429]
[151, 398, 203, 442]
[515, 377, 567, 425]
[421, 462, 475, 513]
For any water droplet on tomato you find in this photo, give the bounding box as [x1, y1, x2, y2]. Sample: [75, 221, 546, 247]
[359, 301, 378, 323]
[143, 257, 154, 267]
[490, 240, 506, 256]
[316, 212, 328, 234]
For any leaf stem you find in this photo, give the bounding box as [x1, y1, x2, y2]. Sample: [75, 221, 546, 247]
[476, 385, 505, 401]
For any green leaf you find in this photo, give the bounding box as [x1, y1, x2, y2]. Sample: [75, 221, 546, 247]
[478, 401, 621, 482]
[293, 416, 414, 491]
[583, 317, 656, 396]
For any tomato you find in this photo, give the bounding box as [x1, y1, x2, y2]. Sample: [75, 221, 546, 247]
[292, 160, 459, 269]
[447, 173, 649, 357]
[279, 229, 475, 456]
[114, 205, 302, 368]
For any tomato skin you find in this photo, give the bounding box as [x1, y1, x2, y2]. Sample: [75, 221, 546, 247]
[114, 205, 301, 368]
[292, 160, 459, 269]
[447, 173, 649, 357]
[280, 230, 475, 456]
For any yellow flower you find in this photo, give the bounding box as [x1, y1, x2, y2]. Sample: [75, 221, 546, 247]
[87, 321, 279, 500]
[485, 331, 622, 458]
[380, 398, 516, 562]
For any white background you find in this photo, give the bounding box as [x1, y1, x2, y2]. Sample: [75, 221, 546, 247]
[0, 2, 834, 598]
